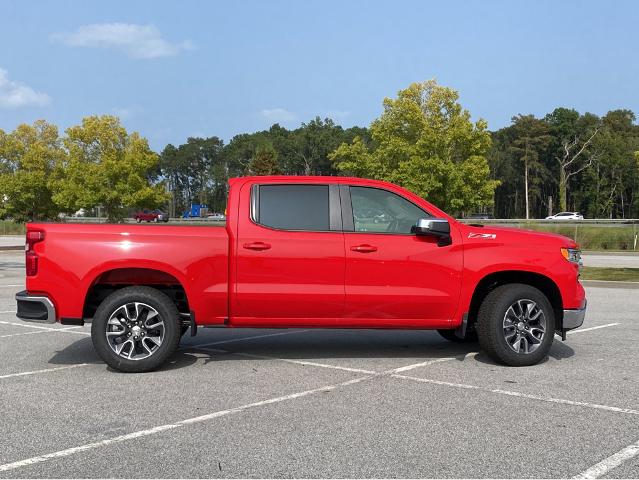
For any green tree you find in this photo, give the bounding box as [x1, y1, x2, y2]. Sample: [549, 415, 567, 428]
[545, 108, 600, 212]
[52, 115, 168, 222]
[248, 143, 281, 175]
[159, 136, 226, 215]
[224, 120, 369, 177]
[0, 120, 64, 221]
[290, 117, 357, 175]
[225, 132, 268, 174]
[489, 115, 553, 218]
[330, 80, 498, 214]
[509, 115, 552, 219]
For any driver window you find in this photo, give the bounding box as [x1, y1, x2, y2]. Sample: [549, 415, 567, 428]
[350, 186, 431, 234]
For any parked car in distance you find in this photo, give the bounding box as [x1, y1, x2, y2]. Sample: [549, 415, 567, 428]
[133, 209, 169, 223]
[17, 176, 586, 373]
[207, 212, 226, 221]
[545, 212, 584, 220]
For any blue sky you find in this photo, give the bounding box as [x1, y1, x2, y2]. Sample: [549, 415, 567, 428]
[1, 0, 637, 150]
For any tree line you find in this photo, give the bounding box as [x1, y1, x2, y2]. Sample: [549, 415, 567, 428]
[490, 108, 639, 219]
[2, 79, 638, 222]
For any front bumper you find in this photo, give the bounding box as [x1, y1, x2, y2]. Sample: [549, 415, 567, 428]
[563, 299, 587, 330]
[15, 290, 56, 324]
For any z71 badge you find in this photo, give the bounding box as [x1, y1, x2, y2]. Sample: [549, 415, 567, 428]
[468, 232, 497, 239]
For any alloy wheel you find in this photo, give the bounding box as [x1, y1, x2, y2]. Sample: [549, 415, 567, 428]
[105, 302, 165, 360]
[502, 299, 546, 354]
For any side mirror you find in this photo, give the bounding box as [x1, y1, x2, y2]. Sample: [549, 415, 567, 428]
[411, 218, 451, 246]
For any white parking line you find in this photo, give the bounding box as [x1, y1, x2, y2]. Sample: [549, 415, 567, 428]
[574, 437, 639, 479]
[392, 374, 639, 416]
[0, 374, 372, 473]
[0, 320, 90, 336]
[0, 284, 22, 288]
[568, 323, 620, 334]
[389, 357, 456, 373]
[193, 343, 459, 375]
[195, 346, 378, 374]
[0, 364, 89, 380]
[0, 327, 81, 339]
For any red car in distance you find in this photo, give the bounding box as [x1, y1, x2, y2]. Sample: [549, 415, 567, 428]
[133, 209, 169, 223]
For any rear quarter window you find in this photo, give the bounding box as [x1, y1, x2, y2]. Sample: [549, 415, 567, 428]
[257, 184, 330, 231]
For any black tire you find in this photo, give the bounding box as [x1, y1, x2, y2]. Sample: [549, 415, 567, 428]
[437, 329, 478, 343]
[91, 286, 181, 373]
[476, 284, 555, 367]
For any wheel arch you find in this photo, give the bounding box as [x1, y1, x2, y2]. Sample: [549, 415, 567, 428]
[83, 267, 191, 320]
[467, 270, 564, 330]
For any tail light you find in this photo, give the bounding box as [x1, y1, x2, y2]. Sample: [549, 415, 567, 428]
[25, 230, 45, 276]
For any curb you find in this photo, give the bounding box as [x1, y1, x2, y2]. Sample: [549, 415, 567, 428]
[0, 246, 22, 251]
[581, 279, 639, 289]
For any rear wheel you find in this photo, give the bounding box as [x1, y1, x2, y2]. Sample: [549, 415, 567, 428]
[476, 284, 555, 366]
[91, 286, 181, 372]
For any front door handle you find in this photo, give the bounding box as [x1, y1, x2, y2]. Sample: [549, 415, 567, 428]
[243, 242, 271, 251]
[350, 244, 378, 253]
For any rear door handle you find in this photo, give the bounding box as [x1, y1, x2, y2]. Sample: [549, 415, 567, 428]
[350, 244, 378, 253]
[243, 242, 271, 251]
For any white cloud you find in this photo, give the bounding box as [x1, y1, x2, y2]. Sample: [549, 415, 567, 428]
[52, 23, 194, 59]
[0, 68, 50, 108]
[260, 108, 296, 122]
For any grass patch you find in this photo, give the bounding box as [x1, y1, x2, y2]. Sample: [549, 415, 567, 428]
[522, 224, 638, 251]
[580, 267, 639, 282]
[463, 221, 639, 251]
[0, 221, 25, 235]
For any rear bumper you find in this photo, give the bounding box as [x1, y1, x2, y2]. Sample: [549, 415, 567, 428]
[563, 299, 587, 330]
[15, 290, 56, 324]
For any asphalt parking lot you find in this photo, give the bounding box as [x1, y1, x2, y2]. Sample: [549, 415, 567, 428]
[0, 250, 637, 478]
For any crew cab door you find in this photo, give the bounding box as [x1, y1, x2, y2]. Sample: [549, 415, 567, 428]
[232, 182, 345, 326]
[341, 185, 462, 328]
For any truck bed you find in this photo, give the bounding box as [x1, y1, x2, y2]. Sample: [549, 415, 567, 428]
[25, 223, 229, 325]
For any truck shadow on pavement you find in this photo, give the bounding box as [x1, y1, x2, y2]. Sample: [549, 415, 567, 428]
[46, 330, 575, 372]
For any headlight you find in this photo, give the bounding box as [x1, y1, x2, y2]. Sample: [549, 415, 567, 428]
[561, 247, 582, 266]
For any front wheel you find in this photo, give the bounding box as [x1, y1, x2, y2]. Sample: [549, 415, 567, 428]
[476, 284, 555, 367]
[91, 286, 181, 372]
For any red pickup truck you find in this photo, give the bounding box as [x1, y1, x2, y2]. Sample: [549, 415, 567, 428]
[16, 176, 586, 372]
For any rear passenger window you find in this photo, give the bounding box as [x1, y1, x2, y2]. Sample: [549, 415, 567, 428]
[257, 185, 330, 231]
